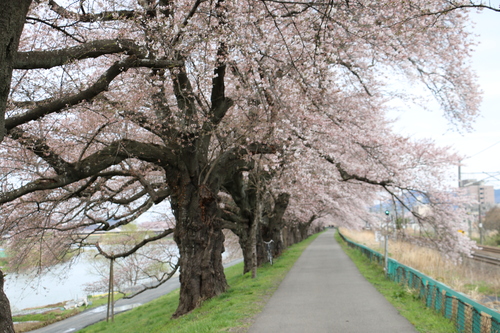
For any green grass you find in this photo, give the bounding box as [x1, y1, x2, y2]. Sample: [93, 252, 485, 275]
[79, 233, 321, 333]
[464, 281, 499, 295]
[12, 294, 124, 332]
[13, 294, 123, 321]
[18, 230, 458, 333]
[335, 232, 456, 333]
[14, 308, 79, 323]
[482, 234, 500, 246]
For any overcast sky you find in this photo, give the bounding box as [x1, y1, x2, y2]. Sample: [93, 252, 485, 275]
[388, 8, 500, 189]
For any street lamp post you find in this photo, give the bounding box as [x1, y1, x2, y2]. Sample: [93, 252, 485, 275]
[384, 210, 390, 276]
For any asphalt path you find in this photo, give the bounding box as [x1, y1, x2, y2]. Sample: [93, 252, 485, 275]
[28, 258, 243, 333]
[248, 229, 418, 333]
[29, 230, 418, 332]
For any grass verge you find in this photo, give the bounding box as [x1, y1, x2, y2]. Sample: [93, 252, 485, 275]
[78, 232, 321, 333]
[13, 294, 125, 333]
[335, 232, 456, 333]
[340, 228, 500, 311]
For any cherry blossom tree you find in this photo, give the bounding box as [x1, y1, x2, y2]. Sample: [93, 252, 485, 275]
[220, 156, 292, 275]
[0, 272, 14, 333]
[0, 0, 32, 145]
[0, 3, 32, 331]
[0, 0, 487, 325]
[279, 81, 477, 259]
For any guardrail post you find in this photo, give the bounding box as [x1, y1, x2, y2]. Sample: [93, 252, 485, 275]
[431, 285, 437, 310]
[441, 290, 447, 317]
[480, 312, 492, 333]
[337, 230, 500, 332]
[464, 303, 472, 333]
[424, 281, 429, 307]
[452, 296, 458, 325]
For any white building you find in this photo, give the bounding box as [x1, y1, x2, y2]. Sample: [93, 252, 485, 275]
[460, 179, 495, 212]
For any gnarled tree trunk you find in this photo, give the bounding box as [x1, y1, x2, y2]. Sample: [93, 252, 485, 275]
[261, 193, 290, 257]
[0, 271, 14, 333]
[0, 0, 32, 142]
[298, 214, 317, 242]
[171, 176, 227, 317]
[235, 224, 252, 274]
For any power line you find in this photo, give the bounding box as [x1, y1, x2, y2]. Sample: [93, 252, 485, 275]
[468, 140, 500, 159]
[463, 171, 500, 174]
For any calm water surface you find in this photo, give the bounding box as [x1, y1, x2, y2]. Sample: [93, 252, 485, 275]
[5, 256, 100, 312]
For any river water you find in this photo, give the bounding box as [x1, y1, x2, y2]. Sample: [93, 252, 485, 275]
[4, 241, 239, 313]
[4, 255, 101, 312]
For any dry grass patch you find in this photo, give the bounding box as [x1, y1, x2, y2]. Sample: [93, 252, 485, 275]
[340, 228, 500, 311]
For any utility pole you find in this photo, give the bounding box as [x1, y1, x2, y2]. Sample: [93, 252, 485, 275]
[384, 210, 390, 276]
[479, 203, 483, 245]
[458, 163, 461, 188]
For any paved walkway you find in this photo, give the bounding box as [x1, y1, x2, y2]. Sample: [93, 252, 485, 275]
[248, 229, 417, 333]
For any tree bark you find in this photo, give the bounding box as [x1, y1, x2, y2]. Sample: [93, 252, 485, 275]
[261, 193, 290, 257]
[0, 0, 32, 142]
[250, 200, 262, 278]
[234, 224, 252, 274]
[171, 176, 227, 318]
[234, 226, 267, 275]
[298, 214, 317, 242]
[0, 271, 14, 333]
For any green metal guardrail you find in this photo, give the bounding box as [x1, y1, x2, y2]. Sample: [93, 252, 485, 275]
[338, 230, 500, 333]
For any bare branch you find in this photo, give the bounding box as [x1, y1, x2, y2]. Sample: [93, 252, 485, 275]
[25, 16, 85, 43]
[95, 228, 175, 259]
[0, 139, 169, 204]
[7, 57, 182, 130]
[123, 262, 180, 299]
[48, 0, 136, 22]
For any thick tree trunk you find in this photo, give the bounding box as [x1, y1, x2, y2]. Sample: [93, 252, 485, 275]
[0, 271, 14, 333]
[235, 222, 272, 274]
[232, 224, 266, 275]
[232, 193, 290, 274]
[250, 217, 258, 278]
[298, 215, 317, 241]
[171, 180, 227, 318]
[261, 193, 290, 257]
[0, 0, 32, 142]
[237, 228, 252, 274]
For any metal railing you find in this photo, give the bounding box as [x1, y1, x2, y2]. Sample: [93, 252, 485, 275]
[338, 230, 500, 333]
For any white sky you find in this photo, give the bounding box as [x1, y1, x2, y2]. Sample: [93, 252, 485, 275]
[388, 8, 500, 189]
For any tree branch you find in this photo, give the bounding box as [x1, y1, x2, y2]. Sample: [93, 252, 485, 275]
[0, 139, 170, 204]
[9, 127, 77, 175]
[209, 43, 234, 126]
[334, 161, 393, 187]
[7, 57, 182, 130]
[95, 228, 175, 259]
[7, 57, 137, 130]
[48, 0, 136, 22]
[122, 262, 180, 299]
[26, 16, 85, 43]
[15, 39, 146, 69]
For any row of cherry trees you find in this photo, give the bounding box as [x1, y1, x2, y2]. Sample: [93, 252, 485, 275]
[0, 0, 496, 331]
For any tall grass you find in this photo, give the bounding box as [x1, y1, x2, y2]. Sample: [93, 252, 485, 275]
[340, 228, 500, 312]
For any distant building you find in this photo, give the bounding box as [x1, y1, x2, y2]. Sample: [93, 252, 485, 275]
[413, 204, 432, 217]
[460, 179, 495, 212]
